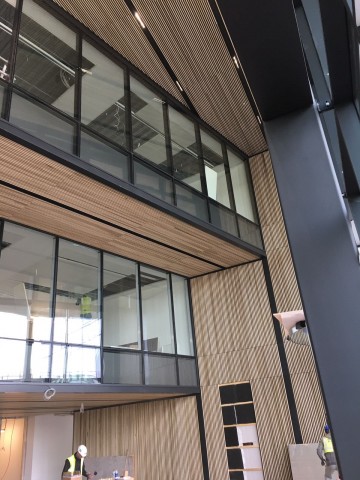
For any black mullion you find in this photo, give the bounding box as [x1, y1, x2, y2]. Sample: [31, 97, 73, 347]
[137, 264, 145, 385]
[163, 102, 176, 205]
[3, 0, 24, 120]
[0, 219, 5, 259]
[74, 31, 82, 157]
[187, 280, 200, 384]
[48, 236, 59, 382]
[99, 250, 104, 383]
[125, 69, 135, 184]
[222, 142, 237, 211]
[168, 274, 179, 385]
[195, 124, 211, 223]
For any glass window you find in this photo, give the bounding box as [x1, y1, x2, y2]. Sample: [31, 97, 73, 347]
[210, 201, 238, 237]
[54, 240, 101, 346]
[80, 128, 129, 181]
[238, 216, 263, 249]
[134, 159, 174, 204]
[0, 338, 26, 380]
[144, 354, 177, 385]
[0, 0, 16, 82]
[51, 344, 100, 383]
[81, 40, 126, 148]
[130, 76, 168, 171]
[175, 182, 209, 222]
[228, 148, 257, 222]
[103, 254, 140, 350]
[103, 350, 142, 384]
[10, 91, 76, 153]
[140, 266, 174, 354]
[168, 106, 202, 191]
[29, 341, 50, 381]
[0, 222, 55, 341]
[14, 0, 78, 116]
[178, 358, 197, 386]
[201, 129, 231, 208]
[172, 275, 193, 356]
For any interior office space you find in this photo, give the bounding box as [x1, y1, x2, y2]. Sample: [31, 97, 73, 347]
[0, 0, 359, 479]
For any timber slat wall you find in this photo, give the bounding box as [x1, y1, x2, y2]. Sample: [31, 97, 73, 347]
[250, 151, 326, 443]
[73, 397, 203, 480]
[191, 261, 294, 480]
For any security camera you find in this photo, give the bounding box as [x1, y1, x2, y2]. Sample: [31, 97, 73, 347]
[273, 310, 310, 345]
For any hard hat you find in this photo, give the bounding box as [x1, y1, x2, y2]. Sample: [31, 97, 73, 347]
[77, 445, 87, 457]
[324, 424, 330, 434]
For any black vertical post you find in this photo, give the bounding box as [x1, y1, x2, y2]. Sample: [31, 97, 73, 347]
[265, 105, 360, 479]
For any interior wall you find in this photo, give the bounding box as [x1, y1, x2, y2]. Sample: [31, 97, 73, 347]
[190, 261, 294, 480]
[72, 396, 204, 480]
[250, 150, 326, 443]
[0, 418, 25, 480]
[23, 414, 73, 480]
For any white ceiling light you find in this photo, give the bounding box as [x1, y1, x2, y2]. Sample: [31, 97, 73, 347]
[134, 11, 145, 29]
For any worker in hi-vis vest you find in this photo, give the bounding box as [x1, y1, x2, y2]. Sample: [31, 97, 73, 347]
[62, 445, 94, 479]
[76, 294, 92, 319]
[317, 425, 340, 480]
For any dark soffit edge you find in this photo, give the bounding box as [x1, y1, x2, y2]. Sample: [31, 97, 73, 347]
[215, 0, 313, 121]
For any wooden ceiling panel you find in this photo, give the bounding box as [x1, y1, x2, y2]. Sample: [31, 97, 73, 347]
[52, 0, 185, 104]
[0, 137, 260, 275]
[51, 0, 267, 156]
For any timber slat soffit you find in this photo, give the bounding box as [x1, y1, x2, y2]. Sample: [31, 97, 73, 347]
[0, 137, 260, 277]
[52, 0, 266, 156]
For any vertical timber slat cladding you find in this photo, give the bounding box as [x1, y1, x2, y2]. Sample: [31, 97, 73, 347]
[191, 262, 294, 480]
[73, 397, 204, 480]
[250, 151, 326, 443]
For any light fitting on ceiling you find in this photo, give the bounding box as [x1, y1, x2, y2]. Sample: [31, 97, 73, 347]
[232, 55, 239, 69]
[44, 387, 56, 401]
[134, 11, 145, 29]
[175, 80, 183, 92]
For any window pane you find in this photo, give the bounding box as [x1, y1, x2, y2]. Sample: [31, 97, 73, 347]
[130, 76, 168, 171]
[172, 275, 193, 356]
[0, 222, 54, 341]
[10, 91, 75, 153]
[210, 202, 238, 236]
[168, 106, 202, 191]
[103, 350, 142, 384]
[80, 128, 129, 181]
[238, 216, 263, 249]
[51, 344, 100, 383]
[178, 358, 197, 386]
[228, 149, 257, 222]
[0, 338, 26, 380]
[54, 240, 101, 346]
[140, 266, 174, 354]
[81, 40, 126, 148]
[134, 159, 174, 204]
[29, 341, 50, 381]
[0, 0, 16, 82]
[103, 253, 140, 350]
[15, 0, 78, 116]
[201, 129, 231, 208]
[175, 183, 209, 221]
[144, 354, 177, 385]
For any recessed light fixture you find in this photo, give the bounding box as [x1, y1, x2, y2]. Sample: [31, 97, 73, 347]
[233, 55, 239, 69]
[175, 80, 183, 92]
[134, 11, 145, 29]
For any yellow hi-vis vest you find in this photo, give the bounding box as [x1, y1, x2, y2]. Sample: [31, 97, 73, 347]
[67, 454, 84, 474]
[323, 437, 334, 454]
[80, 295, 92, 315]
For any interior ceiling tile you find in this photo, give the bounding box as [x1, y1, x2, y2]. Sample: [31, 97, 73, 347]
[52, 0, 185, 104]
[52, 0, 267, 156]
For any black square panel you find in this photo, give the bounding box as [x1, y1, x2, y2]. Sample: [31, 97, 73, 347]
[222, 405, 236, 425]
[224, 427, 239, 447]
[227, 449, 244, 470]
[235, 403, 256, 424]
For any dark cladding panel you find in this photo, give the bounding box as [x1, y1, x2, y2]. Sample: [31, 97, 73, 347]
[216, 0, 312, 120]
